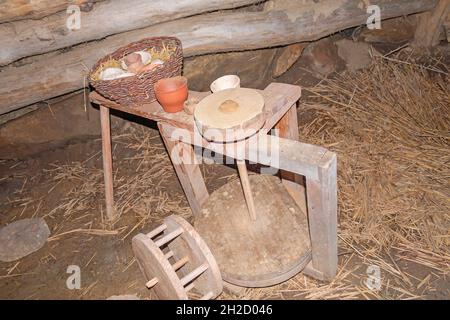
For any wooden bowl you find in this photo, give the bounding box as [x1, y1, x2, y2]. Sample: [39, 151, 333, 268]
[154, 76, 188, 113]
[210, 75, 240, 93]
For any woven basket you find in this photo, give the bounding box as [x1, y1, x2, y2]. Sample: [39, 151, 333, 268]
[89, 37, 182, 106]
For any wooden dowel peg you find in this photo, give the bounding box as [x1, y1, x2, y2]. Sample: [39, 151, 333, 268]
[236, 159, 257, 221]
[184, 283, 195, 292]
[154, 227, 183, 247]
[145, 277, 159, 289]
[146, 224, 167, 239]
[180, 263, 209, 286]
[200, 292, 214, 300]
[172, 256, 189, 271]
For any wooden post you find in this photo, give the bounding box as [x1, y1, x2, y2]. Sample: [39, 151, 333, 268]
[158, 123, 209, 217]
[100, 105, 115, 221]
[413, 0, 450, 49]
[276, 104, 307, 213]
[236, 160, 257, 221]
[304, 155, 338, 281]
[276, 102, 338, 280]
[276, 104, 303, 183]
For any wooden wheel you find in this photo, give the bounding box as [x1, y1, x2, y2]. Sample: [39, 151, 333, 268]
[132, 215, 223, 300]
[194, 175, 312, 287]
[194, 88, 266, 142]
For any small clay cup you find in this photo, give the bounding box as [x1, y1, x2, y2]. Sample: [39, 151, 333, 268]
[154, 76, 188, 113]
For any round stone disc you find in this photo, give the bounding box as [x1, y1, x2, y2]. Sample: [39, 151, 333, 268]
[194, 175, 311, 287]
[0, 218, 50, 262]
[194, 88, 266, 142]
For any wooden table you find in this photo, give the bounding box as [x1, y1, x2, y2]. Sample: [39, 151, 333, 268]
[90, 82, 338, 281]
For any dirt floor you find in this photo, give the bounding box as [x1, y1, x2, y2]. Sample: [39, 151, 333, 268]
[0, 46, 449, 300]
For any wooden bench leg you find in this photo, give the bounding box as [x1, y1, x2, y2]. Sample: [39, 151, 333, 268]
[158, 123, 209, 217]
[276, 104, 338, 280]
[304, 156, 338, 281]
[100, 105, 115, 221]
[276, 104, 307, 213]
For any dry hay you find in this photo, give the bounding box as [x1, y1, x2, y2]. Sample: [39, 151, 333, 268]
[44, 124, 190, 238]
[90, 42, 177, 81]
[294, 57, 448, 299]
[300, 58, 449, 253]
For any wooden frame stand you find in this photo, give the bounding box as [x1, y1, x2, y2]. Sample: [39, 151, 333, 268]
[91, 82, 338, 283]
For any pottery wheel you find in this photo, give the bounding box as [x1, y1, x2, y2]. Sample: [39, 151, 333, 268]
[194, 175, 311, 287]
[194, 88, 265, 142]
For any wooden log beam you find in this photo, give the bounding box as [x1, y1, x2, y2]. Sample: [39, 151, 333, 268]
[412, 0, 450, 49]
[0, 0, 261, 66]
[0, 0, 437, 114]
[0, 1, 99, 23]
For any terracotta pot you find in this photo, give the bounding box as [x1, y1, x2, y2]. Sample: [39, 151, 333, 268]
[154, 76, 188, 113]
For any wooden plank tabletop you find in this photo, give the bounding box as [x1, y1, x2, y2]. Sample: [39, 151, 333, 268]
[89, 83, 302, 132]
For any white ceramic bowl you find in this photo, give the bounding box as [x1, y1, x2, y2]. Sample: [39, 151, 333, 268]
[210, 75, 241, 93]
[100, 67, 126, 80]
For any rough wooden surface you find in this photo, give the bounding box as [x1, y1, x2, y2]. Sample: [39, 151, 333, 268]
[0, 0, 436, 114]
[100, 105, 115, 220]
[236, 160, 258, 221]
[276, 104, 308, 220]
[0, 0, 260, 66]
[90, 83, 301, 133]
[0, 0, 98, 23]
[132, 215, 222, 300]
[161, 123, 335, 182]
[276, 104, 303, 184]
[158, 123, 209, 217]
[305, 155, 338, 281]
[195, 175, 311, 287]
[194, 88, 266, 142]
[413, 0, 450, 48]
[132, 233, 189, 300]
[166, 215, 223, 299]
